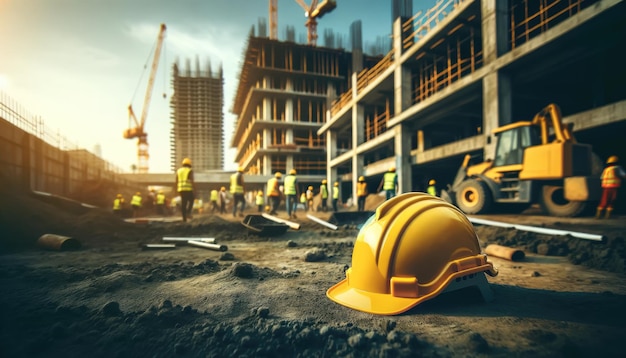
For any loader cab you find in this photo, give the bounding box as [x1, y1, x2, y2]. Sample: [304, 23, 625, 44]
[493, 124, 541, 167]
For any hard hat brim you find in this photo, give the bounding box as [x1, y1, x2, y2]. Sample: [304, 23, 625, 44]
[326, 280, 420, 315]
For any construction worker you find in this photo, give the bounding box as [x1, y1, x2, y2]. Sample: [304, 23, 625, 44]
[320, 179, 329, 212]
[332, 181, 340, 212]
[176, 157, 195, 222]
[306, 186, 315, 211]
[356, 176, 368, 212]
[130, 191, 142, 218]
[155, 190, 166, 216]
[219, 186, 227, 214]
[267, 172, 282, 215]
[378, 166, 398, 200]
[230, 167, 246, 218]
[596, 155, 626, 219]
[256, 190, 264, 213]
[284, 169, 299, 219]
[300, 192, 307, 211]
[210, 189, 219, 213]
[112, 194, 124, 217]
[427, 179, 437, 196]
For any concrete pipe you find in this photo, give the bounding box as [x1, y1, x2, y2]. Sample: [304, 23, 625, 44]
[187, 240, 228, 251]
[484, 244, 525, 262]
[306, 214, 338, 230]
[37, 234, 81, 251]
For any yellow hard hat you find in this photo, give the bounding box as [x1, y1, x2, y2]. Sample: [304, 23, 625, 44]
[358, 176, 365, 182]
[275, 172, 282, 178]
[135, 192, 141, 196]
[322, 179, 327, 184]
[221, 186, 226, 191]
[159, 190, 164, 194]
[334, 182, 339, 187]
[290, 169, 297, 175]
[238, 166, 244, 172]
[308, 186, 313, 190]
[389, 166, 396, 172]
[117, 194, 122, 198]
[429, 179, 436, 186]
[327, 192, 498, 315]
[607, 155, 619, 164]
[257, 190, 263, 195]
[182, 157, 192, 166]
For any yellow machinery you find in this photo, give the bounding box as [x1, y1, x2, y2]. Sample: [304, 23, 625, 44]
[124, 23, 167, 174]
[442, 103, 600, 217]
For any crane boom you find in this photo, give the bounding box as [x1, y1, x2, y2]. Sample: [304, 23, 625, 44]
[124, 23, 166, 173]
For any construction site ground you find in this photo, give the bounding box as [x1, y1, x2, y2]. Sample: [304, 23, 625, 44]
[1, 180, 626, 357]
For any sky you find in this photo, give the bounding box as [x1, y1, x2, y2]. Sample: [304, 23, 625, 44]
[0, 0, 436, 173]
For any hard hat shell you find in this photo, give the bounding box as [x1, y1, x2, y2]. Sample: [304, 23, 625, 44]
[607, 155, 619, 164]
[389, 166, 396, 172]
[238, 166, 244, 172]
[159, 190, 164, 194]
[220, 186, 226, 191]
[275, 172, 282, 178]
[117, 194, 122, 198]
[429, 179, 436, 186]
[322, 179, 328, 184]
[135, 192, 141, 196]
[358, 176, 365, 182]
[308, 186, 313, 190]
[257, 190, 263, 195]
[327, 192, 497, 315]
[182, 157, 192, 166]
[290, 169, 297, 175]
[334, 182, 339, 186]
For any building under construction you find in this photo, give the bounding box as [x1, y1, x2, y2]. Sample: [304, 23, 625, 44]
[170, 59, 224, 172]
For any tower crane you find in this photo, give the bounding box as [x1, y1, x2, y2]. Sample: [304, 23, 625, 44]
[124, 23, 166, 173]
[294, 0, 336, 45]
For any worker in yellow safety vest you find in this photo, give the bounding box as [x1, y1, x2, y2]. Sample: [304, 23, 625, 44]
[377, 166, 398, 200]
[356, 176, 368, 212]
[155, 190, 166, 216]
[284, 169, 299, 219]
[130, 192, 142, 218]
[176, 157, 195, 222]
[267, 172, 282, 215]
[219, 187, 227, 214]
[596, 155, 626, 219]
[427, 179, 437, 196]
[210, 189, 219, 213]
[113, 194, 124, 216]
[256, 190, 264, 213]
[300, 192, 307, 211]
[320, 179, 329, 212]
[306, 186, 315, 212]
[230, 167, 246, 218]
[332, 182, 340, 212]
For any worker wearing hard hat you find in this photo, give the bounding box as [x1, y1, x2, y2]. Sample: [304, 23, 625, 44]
[596, 155, 626, 219]
[356, 176, 368, 212]
[267, 172, 282, 215]
[230, 166, 246, 218]
[176, 157, 195, 222]
[210, 189, 219, 213]
[256, 190, 265, 213]
[332, 181, 340, 212]
[112, 194, 125, 217]
[320, 179, 329, 212]
[300, 192, 307, 211]
[155, 190, 166, 216]
[306, 185, 315, 212]
[219, 186, 227, 214]
[284, 169, 299, 219]
[377, 166, 398, 200]
[427, 179, 437, 196]
[130, 191, 142, 218]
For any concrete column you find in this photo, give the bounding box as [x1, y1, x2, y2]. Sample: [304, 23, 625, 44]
[285, 78, 294, 143]
[326, 128, 337, 208]
[353, 104, 364, 147]
[482, 0, 509, 64]
[483, 72, 512, 160]
[417, 130, 424, 153]
[286, 156, 294, 173]
[395, 124, 412, 194]
[263, 154, 272, 175]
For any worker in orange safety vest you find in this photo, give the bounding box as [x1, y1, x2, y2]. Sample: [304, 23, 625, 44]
[596, 155, 626, 219]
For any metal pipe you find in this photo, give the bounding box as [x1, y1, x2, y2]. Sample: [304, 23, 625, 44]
[306, 214, 338, 230]
[468, 217, 604, 242]
[484, 244, 525, 261]
[142, 244, 176, 250]
[37, 234, 81, 251]
[162, 237, 215, 243]
[187, 240, 228, 252]
[262, 213, 301, 230]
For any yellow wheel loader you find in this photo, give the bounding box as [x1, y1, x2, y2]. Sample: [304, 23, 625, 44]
[441, 104, 600, 217]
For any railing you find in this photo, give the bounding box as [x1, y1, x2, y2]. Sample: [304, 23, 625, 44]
[402, 0, 469, 49]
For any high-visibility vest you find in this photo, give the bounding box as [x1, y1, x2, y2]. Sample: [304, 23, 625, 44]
[383, 172, 397, 190]
[230, 173, 244, 194]
[357, 182, 368, 197]
[113, 198, 122, 210]
[210, 190, 218, 201]
[131, 195, 142, 207]
[427, 185, 437, 196]
[156, 193, 165, 205]
[300, 193, 307, 203]
[601, 165, 622, 188]
[267, 178, 281, 197]
[177, 167, 193, 192]
[256, 194, 264, 205]
[284, 175, 297, 195]
[320, 184, 328, 199]
[333, 186, 339, 199]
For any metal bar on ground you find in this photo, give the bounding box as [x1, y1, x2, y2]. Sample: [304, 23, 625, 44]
[187, 240, 228, 251]
[162, 237, 216, 243]
[468, 217, 604, 241]
[306, 214, 338, 230]
[262, 213, 301, 230]
[142, 244, 176, 250]
[484, 244, 525, 261]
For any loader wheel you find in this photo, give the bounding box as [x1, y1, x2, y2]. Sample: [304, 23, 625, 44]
[455, 179, 492, 214]
[539, 185, 586, 217]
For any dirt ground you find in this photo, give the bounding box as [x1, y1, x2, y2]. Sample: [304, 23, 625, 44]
[1, 177, 626, 357]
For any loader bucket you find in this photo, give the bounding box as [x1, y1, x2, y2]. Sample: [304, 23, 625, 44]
[328, 211, 375, 227]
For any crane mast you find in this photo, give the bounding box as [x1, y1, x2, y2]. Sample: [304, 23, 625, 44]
[294, 0, 336, 45]
[124, 23, 167, 173]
